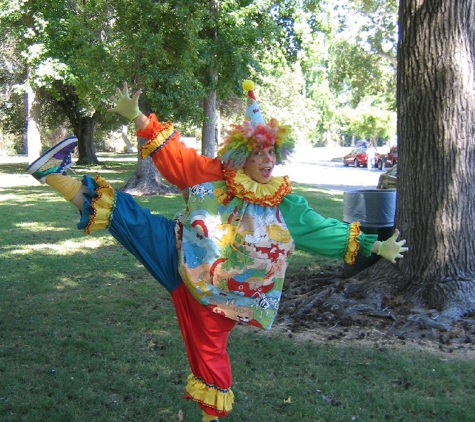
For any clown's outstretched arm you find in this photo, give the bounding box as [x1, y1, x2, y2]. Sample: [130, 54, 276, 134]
[280, 194, 408, 265]
[108, 82, 222, 190]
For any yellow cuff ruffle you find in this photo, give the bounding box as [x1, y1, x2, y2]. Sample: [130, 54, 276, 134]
[185, 374, 234, 415]
[344, 221, 361, 265]
[137, 114, 177, 159]
[84, 176, 116, 234]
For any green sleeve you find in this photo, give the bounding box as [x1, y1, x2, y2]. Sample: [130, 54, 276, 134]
[279, 194, 378, 262]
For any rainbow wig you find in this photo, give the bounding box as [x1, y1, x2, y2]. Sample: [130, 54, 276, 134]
[218, 118, 295, 169]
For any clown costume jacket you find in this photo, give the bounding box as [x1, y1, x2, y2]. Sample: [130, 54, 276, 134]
[140, 114, 378, 330]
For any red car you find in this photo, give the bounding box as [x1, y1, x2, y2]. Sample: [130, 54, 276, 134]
[343, 147, 380, 168]
[384, 146, 398, 167]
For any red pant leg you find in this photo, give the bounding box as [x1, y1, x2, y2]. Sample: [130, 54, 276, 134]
[171, 283, 237, 417]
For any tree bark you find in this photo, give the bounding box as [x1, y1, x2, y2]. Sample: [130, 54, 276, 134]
[74, 115, 99, 165]
[122, 137, 177, 196]
[25, 70, 41, 163]
[396, 0, 475, 316]
[201, 0, 220, 158]
[53, 81, 99, 165]
[202, 86, 217, 158]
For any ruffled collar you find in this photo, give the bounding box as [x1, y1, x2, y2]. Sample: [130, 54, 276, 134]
[223, 168, 292, 206]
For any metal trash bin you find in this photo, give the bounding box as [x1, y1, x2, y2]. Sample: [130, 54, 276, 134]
[343, 189, 396, 277]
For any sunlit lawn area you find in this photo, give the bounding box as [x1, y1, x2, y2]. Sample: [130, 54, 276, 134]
[1, 155, 474, 421]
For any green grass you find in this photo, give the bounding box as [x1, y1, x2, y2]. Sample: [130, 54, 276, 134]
[1, 156, 474, 422]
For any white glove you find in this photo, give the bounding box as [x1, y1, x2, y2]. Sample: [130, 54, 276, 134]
[108, 82, 142, 120]
[377, 229, 408, 264]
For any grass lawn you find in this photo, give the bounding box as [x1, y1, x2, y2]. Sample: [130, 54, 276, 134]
[1, 155, 474, 422]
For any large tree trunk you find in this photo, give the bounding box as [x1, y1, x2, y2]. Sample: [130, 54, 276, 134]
[325, 1, 475, 324]
[25, 71, 41, 163]
[74, 115, 99, 165]
[202, 86, 217, 158]
[201, 0, 220, 158]
[53, 82, 99, 165]
[122, 137, 177, 196]
[397, 0, 475, 317]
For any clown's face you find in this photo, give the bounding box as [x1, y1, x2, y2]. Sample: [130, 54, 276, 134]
[243, 146, 276, 184]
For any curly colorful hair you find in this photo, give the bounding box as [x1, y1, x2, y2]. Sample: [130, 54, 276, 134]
[217, 119, 295, 169]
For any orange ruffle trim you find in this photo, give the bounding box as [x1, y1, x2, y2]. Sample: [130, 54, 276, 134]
[223, 168, 292, 206]
[344, 221, 361, 264]
[137, 114, 177, 159]
[185, 374, 235, 417]
[84, 176, 116, 234]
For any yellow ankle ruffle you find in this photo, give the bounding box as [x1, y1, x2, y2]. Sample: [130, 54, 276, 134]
[82, 175, 116, 234]
[185, 374, 234, 415]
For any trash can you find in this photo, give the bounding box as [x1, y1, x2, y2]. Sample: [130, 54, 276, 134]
[342, 189, 396, 277]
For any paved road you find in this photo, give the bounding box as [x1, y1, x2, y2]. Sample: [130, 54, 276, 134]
[1, 147, 385, 192]
[274, 147, 383, 192]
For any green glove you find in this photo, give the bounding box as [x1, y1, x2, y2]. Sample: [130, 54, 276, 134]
[109, 82, 142, 121]
[377, 229, 408, 264]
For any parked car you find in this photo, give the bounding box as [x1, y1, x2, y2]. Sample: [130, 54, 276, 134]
[377, 164, 397, 189]
[384, 146, 398, 168]
[343, 147, 384, 169]
[343, 147, 368, 167]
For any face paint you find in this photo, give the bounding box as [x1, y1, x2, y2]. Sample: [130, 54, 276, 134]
[243, 146, 276, 184]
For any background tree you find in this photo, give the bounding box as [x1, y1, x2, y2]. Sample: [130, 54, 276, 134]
[297, 0, 397, 146]
[0, 30, 24, 155]
[196, 0, 304, 155]
[339, 97, 396, 145]
[1, 0, 402, 190]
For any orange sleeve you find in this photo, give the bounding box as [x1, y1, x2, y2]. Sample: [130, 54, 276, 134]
[137, 114, 223, 190]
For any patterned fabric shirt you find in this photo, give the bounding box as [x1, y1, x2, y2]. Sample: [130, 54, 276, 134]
[136, 114, 378, 329]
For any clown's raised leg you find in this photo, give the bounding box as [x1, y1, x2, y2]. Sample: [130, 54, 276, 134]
[26, 136, 182, 293]
[26, 137, 234, 422]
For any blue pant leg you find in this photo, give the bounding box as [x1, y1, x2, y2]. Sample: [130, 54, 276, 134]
[108, 191, 182, 292]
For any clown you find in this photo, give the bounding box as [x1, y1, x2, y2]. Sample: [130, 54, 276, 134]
[26, 81, 408, 421]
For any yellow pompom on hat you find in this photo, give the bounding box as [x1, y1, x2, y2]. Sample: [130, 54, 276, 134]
[217, 80, 295, 169]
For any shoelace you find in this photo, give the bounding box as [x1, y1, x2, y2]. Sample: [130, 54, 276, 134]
[61, 155, 76, 175]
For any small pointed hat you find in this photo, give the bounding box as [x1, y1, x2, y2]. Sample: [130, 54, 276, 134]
[242, 80, 265, 125]
[217, 80, 295, 169]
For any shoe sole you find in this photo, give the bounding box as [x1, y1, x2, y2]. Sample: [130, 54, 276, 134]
[26, 136, 78, 174]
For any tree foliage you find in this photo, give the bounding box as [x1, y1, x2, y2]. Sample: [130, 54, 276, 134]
[0, 0, 400, 153]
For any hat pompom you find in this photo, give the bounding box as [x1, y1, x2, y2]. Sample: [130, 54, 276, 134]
[242, 80, 255, 91]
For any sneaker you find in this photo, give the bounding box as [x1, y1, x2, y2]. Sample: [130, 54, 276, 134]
[26, 136, 78, 184]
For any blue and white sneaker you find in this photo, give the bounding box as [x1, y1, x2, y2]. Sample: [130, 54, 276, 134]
[26, 136, 78, 184]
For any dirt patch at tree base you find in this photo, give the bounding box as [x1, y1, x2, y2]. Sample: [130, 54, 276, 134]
[275, 264, 475, 360]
